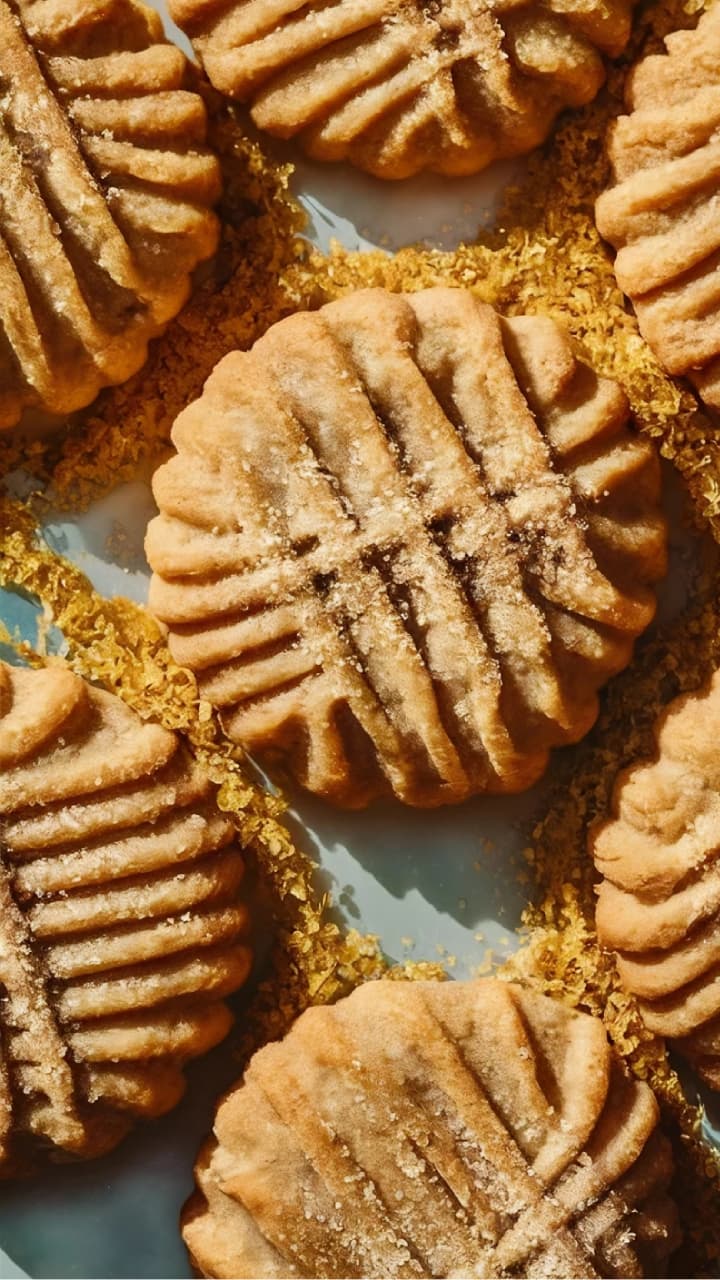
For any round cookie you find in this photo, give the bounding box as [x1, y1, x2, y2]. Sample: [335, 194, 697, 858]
[0, 0, 221, 430]
[146, 286, 667, 808]
[592, 669, 720, 1089]
[183, 978, 679, 1278]
[169, 0, 637, 179]
[0, 660, 251, 1170]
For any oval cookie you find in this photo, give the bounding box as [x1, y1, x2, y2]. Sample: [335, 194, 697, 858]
[592, 670, 720, 1089]
[0, 660, 251, 1170]
[0, 0, 221, 430]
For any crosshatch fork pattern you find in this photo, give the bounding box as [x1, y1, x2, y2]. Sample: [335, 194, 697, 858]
[182, 980, 680, 1278]
[169, 0, 636, 178]
[0, 661, 251, 1170]
[0, 0, 220, 429]
[147, 288, 668, 808]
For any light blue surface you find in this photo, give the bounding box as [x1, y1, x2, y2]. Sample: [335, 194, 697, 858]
[0, 1, 712, 1269]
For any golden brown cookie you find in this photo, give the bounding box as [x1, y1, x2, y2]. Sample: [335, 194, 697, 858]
[592, 670, 720, 1088]
[146, 287, 667, 809]
[169, 0, 636, 179]
[0, 660, 251, 1170]
[0, 0, 221, 430]
[595, 5, 720, 411]
[182, 978, 679, 1279]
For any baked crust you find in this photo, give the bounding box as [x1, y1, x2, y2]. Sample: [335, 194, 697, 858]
[182, 978, 679, 1278]
[0, 0, 221, 430]
[147, 286, 667, 808]
[595, 4, 720, 411]
[169, 0, 636, 178]
[0, 660, 251, 1170]
[592, 669, 720, 1087]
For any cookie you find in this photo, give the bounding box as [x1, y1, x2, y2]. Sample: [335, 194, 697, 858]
[592, 670, 720, 1088]
[0, 0, 221, 430]
[168, 0, 636, 179]
[595, 4, 720, 410]
[0, 660, 251, 1169]
[146, 287, 667, 808]
[182, 978, 679, 1279]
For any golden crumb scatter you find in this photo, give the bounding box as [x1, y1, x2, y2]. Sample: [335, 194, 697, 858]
[1, 0, 720, 1258]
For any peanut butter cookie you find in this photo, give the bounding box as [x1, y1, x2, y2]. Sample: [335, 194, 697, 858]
[147, 287, 667, 808]
[593, 669, 720, 1089]
[0, 0, 221, 430]
[169, 0, 636, 178]
[0, 660, 251, 1170]
[183, 978, 679, 1278]
[596, 4, 720, 410]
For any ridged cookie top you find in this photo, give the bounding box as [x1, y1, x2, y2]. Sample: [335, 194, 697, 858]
[595, 4, 720, 410]
[592, 670, 720, 1089]
[146, 287, 667, 809]
[168, 0, 635, 179]
[0, 0, 221, 430]
[0, 661, 251, 1170]
[183, 978, 679, 1279]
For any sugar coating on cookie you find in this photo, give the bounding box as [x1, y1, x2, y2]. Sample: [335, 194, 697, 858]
[147, 287, 667, 808]
[595, 4, 720, 411]
[182, 978, 679, 1278]
[592, 669, 720, 1089]
[169, 0, 636, 179]
[0, 661, 251, 1170]
[0, 0, 221, 430]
